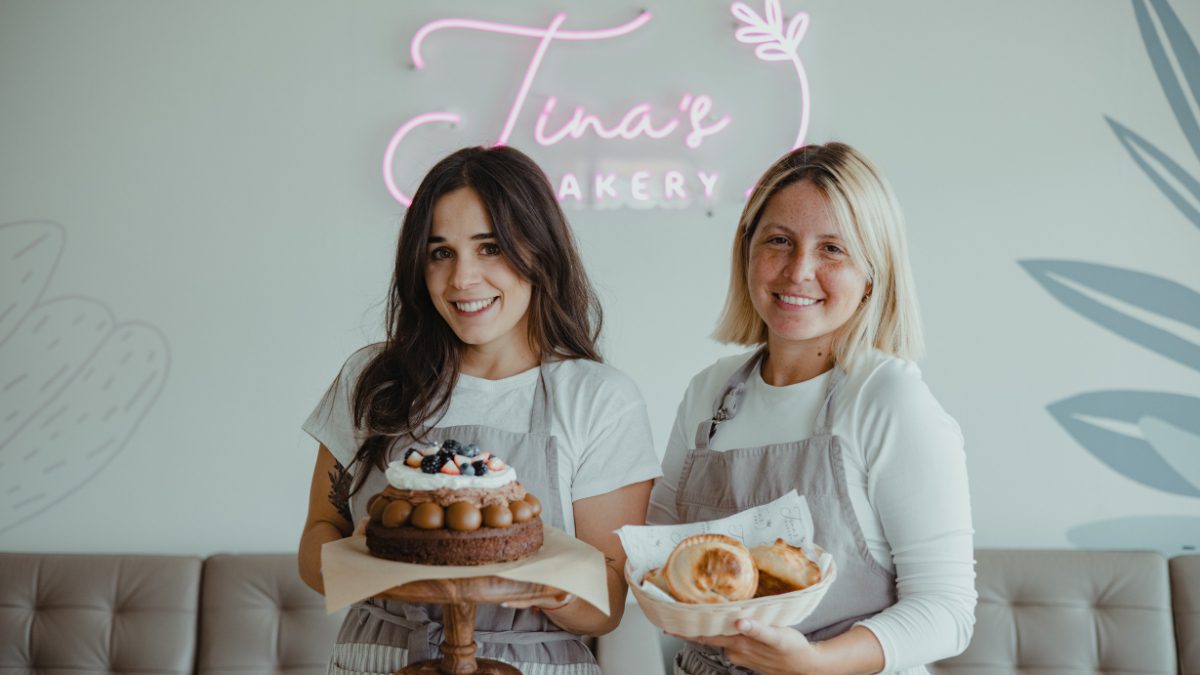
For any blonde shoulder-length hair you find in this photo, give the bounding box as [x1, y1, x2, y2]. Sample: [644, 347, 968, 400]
[713, 142, 924, 368]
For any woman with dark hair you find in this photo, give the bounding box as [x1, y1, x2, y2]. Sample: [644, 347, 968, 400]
[299, 145, 660, 674]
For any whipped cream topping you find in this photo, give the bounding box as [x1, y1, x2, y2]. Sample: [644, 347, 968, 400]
[385, 460, 517, 490]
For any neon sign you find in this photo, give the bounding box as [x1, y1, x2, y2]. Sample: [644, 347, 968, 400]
[383, 1, 811, 209]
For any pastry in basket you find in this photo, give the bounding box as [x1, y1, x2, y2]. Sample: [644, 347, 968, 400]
[750, 538, 821, 597]
[662, 534, 758, 603]
[364, 440, 543, 565]
[642, 565, 672, 595]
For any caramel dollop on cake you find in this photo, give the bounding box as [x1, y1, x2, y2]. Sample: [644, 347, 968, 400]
[364, 440, 543, 566]
[663, 534, 758, 604]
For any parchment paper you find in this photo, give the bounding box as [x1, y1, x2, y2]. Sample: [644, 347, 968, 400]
[322, 525, 610, 616]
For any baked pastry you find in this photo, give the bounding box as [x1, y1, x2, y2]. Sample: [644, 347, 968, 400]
[663, 534, 758, 604]
[750, 538, 821, 597]
[365, 440, 543, 565]
[642, 566, 672, 596]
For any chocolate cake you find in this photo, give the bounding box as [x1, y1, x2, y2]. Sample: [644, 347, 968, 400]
[364, 440, 544, 566]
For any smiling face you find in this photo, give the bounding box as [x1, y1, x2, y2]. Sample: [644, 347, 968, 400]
[425, 187, 534, 363]
[747, 180, 870, 354]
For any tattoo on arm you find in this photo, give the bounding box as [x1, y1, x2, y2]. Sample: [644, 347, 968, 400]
[327, 460, 353, 524]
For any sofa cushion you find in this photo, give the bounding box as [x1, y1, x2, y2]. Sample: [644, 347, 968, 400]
[931, 549, 1176, 675]
[0, 553, 202, 675]
[197, 554, 344, 675]
[1172, 554, 1200, 675]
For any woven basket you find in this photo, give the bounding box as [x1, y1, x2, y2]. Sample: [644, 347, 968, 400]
[625, 545, 836, 637]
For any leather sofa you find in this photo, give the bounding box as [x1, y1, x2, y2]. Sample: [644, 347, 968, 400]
[932, 550, 1197, 675]
[2, 550, 1197, 674]
[0, 553, 345, 675]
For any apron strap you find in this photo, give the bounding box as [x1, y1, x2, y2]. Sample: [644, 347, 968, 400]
[528, 365, 551, 436]
[693, 348, 765, 450]
[693, 347, 844, 447]
[526, 364, 565, 531]
[811, 366, 843, 435]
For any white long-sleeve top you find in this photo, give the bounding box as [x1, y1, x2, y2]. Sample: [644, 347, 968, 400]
[648, 349, 976, 673]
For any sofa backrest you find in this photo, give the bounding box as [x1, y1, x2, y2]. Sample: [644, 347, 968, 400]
[0, 552, 344, 675]
[1172, 554, 1200, 675]
[198, 554, 343, 674]
[930, 549, 1178, 675]
[0, 553, 203, 674]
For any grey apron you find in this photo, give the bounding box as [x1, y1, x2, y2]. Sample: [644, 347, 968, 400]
[673, 349, 896, 675]
[333, 370, 597, 672]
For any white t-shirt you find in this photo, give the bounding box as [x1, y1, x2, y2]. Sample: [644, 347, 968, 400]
[648, 349, 976, 672]
[304, 344, 662, 536]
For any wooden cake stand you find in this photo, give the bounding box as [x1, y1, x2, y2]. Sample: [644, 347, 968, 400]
[382, 576, 564, 675]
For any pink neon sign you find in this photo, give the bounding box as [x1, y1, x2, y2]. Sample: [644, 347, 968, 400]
[731, 0, 810, 151]
[383, 2, 812, 208]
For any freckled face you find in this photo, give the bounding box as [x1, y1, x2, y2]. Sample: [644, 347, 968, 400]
[425, 188, 533, 357]
[747, 180, 869, 350]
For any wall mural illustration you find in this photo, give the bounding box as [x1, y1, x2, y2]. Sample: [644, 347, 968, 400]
[1022, 0, 1200, 553]
[0, 221, 169, 533]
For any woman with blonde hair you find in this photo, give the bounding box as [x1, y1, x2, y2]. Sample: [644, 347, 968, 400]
[649, 142, 975, 674]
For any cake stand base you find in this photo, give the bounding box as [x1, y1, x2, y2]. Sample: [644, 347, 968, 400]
[387, 576, 564, 675]
[399, 657, 520, 675]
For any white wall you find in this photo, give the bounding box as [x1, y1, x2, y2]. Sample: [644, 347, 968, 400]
[1, 0, 1197, 555]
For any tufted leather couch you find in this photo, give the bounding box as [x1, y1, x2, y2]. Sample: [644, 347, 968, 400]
[0, 553, 345, 675]
[928, 550, 1198, 675]
[2, 550, 1198, 674]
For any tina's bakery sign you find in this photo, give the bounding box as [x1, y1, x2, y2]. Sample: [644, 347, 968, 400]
[383, 1, 811, 210]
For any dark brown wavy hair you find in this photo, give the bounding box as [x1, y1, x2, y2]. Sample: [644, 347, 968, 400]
[349, 145, 602, 492]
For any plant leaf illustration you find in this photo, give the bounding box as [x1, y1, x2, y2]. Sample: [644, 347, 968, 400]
[0, 222, 64, 344]
[1021, 259, 1200, 372]
[1047, 390, 1200, 497]
[755, 44, 795, 62]
[785, 12, 809, 49]
[731, 3, 767, 30]
[735, 27, 776, 44]
[1106, 117, 1200, 230]
[1139, 416, 1200, 491]
[1133, 0, 1200, 165]
[732, 0, 803, 60]
[0, 297, 113, 448]
[0, 222, 170, 534]
[1066, 515, 1200, 555]
[764, 0, 782, 30]
[0, 322, 169, 532]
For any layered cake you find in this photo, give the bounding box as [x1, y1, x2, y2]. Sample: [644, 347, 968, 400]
[365, 439, 543, 566]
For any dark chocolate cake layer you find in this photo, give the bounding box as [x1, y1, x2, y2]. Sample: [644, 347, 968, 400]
[366, 517, 543, 566]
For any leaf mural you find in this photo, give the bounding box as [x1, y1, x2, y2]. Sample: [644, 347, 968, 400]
[1048, 390, 1200, 497]
[0, 222, 64, 343]
[1067, 515, 1200, 555]
[1106, 117, 1200, 230]
[1132, 0, 1200, 165]
[1068, 516, 1200, 554]
[0, 221, 170, 533]
[1140, 416, 1200, 490]
[1020, 260, 1200, 372]
[1029, 2, 1200, 551]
